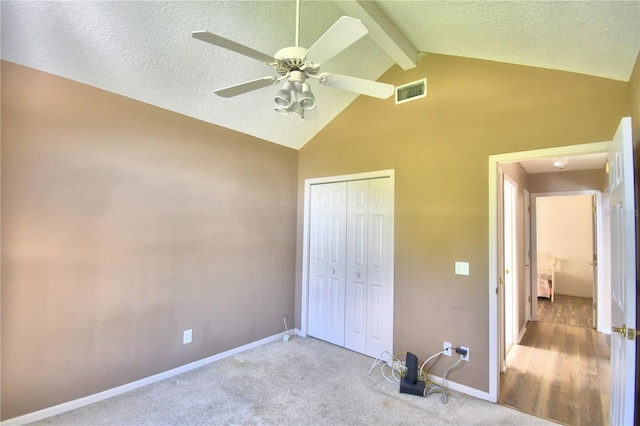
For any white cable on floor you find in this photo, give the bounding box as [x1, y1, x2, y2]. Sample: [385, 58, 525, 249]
[368, 349, 466, 404]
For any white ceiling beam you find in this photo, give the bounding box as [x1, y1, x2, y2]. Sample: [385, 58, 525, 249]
[336, 0, 418, 70]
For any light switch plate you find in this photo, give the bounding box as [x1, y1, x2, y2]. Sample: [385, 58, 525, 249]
[183, 329, 192, 344]
[455, 261, 469, 276]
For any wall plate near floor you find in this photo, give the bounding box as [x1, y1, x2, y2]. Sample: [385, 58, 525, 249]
[459, 346, 469, 361]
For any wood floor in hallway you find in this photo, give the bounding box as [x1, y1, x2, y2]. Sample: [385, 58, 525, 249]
[499, 295, 610, 426]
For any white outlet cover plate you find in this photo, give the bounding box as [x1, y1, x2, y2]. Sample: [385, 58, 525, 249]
[460, 346, 470, 361]
[183, 329, 192, 344]
[455, 261, 470, 276]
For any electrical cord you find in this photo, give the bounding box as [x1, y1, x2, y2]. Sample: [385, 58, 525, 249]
[423, 353, 465, 404]
[282, 315, 295, 339]
[418, 349, 445, 380]
[369, 348, 466, 405]
[368, 351, 407, 384]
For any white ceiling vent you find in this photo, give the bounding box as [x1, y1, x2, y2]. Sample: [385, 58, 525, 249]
[395, 78, 427, 104]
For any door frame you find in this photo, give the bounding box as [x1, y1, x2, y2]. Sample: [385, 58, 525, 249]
[502, 174, 519, 362]
[488, 142, 609, 402]
[523, 188, 532, 324]
[300, 169, 395, 348]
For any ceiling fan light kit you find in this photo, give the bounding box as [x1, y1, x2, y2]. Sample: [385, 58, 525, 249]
[192, 0, 394, 120]
[275, 81, 294, 108]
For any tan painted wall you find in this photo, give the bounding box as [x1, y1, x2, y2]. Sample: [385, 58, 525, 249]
[528, 169, 606, 193]
[296, 53, 630, 392]
[536, 195, 594, 297]
[0, 61, 298, 420]
[2, 48, 636, 419]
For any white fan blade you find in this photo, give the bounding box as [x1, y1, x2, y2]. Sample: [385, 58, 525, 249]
[319, 73, 394, 99]
[215, 76, 278, 98]
[192, 31, 275, 64]
[305, 16, 368, 65]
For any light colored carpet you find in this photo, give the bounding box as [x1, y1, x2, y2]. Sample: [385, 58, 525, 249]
[32, 336, 554, 425]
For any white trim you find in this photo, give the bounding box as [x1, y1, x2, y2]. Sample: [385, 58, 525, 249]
[488, 141, 609, 403]
[503, 175, 519, 359]
[426, 374, 492, 401]
[519, 324, 527, 343]
[1, 331, 292, 426]
[300, 169, 395, 342]
[523, 188, 532, 324]
[489, 155, 500, 402]
[554, 291, 595, 298]
[597, 192, 611, 334]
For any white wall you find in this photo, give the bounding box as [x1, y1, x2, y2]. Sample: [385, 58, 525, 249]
[536, 195, 594, 298]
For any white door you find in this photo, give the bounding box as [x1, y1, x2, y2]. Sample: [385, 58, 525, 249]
[503, 176, 518, 355]
[310, 177, 393, 357]
[608, 117, 636, 426]
[363, 177, 392, 357]
[524, 189, 531, 322]
[345, 179, 368, 353]
[497, 170, 506, 371]
[308, 182, 347, 346]
[591, 195, 598, 329]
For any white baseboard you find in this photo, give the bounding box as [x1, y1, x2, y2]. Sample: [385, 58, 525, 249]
[2, 331, 294, 426]
[554, 291, 592, 298]
[426, 373, 491, 401]
[519, 324, 527, 342]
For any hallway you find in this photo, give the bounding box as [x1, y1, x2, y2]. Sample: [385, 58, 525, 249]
[499, 296, 610, 425]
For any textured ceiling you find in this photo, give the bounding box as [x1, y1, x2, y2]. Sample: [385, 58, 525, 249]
[2, 1, 639, 150]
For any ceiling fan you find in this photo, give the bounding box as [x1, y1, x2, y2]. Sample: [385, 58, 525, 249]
[192, 0, 394, 120]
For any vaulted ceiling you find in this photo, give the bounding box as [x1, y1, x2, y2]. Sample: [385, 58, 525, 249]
[2, 1, 639, 150]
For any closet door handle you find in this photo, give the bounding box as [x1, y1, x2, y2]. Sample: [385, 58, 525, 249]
[331, 269, 335, 275]
[355, 272, 360, 278]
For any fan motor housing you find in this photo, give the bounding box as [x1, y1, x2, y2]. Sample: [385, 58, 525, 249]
[274, 46, 317, 75]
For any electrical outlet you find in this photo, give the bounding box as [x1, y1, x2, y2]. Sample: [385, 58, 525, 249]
[183, 329, 192, 345]
[443, 341, 452, 356]
[460, 346, 469, 361]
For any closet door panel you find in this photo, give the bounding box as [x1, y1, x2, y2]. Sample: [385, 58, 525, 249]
[345, 180, 368, 353]
[308, 182, 347, 346]
[366, 178, 392, 358]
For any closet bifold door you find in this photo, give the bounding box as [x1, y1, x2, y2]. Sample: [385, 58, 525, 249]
[345, 178, 392, 357]
[307, 182, 347, 346]
[364, 177, 392, 358]
[345, 179, 368, 353]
